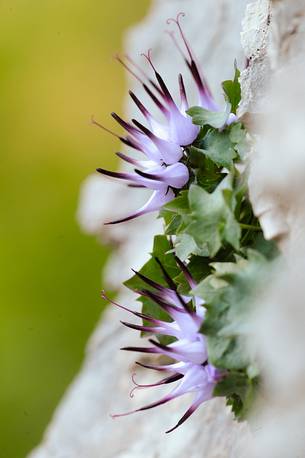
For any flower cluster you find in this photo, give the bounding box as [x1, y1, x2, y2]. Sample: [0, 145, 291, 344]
[95, 13, 233, 224]
[92, 9, 271, 435]
[103, 258, 223, 433]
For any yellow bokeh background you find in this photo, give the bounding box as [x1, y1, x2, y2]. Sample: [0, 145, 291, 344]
[0, 1, 150, 456]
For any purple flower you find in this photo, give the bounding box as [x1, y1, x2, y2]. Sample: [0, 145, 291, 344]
[94, 13, 224, 224]
[103, 258, 223, 432]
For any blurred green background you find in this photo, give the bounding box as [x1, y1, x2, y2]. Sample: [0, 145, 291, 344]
[0, 1, 150, 456]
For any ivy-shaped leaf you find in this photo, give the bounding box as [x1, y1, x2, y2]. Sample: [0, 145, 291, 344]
[194, 129, 237, 169]
[187, 103, 231, 128]
[185, 178, 241, 257]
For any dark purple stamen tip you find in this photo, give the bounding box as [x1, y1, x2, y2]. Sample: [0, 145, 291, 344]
[174, 255, 196, 289]
[154, 257, 192, 313]
[121, 346, 158, 354]
[139, 288, 183, 314]
[143, 83, 169, 115]
[120, 320, 157, 334]
[129, 91, 151, 119]
[135, 361, 168, 372]
[131, 269, 167, 292]
[132, 119, 154, 139]
[111, 112, 141, 135]
[132, 372, 183, 390]
[149, 338, 173, 353]
[134, 168, 161, 182]
[178, 73, 188, 106]
[154, 257, 177, 290]
[96, 168, 132, 181]
[104, 209, 147, 225]
[116, 152, 139, 166]
[154, 73, 175, 105]
[165, 403, 198, 434]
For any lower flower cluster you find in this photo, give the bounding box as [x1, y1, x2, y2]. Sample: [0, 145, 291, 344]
[104, 258, 223, 433]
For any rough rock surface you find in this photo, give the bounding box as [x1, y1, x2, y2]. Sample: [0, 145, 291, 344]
[240, 2, 305, 456]
[243, 0, 305, 246]
[30, 0, 305, 456]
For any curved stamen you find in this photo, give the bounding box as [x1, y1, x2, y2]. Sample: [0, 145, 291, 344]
[91, 116, 120, 139]
[125, 54, 163, 96]
[135, 361, 172, 372]
[165, 29, 186, 60]
[166, 12, 193, 61]
[115, 54, 145, 86]
[101, 290, 162, 324]
[141, 49, 157, 73]
[130, 372, 183, 398]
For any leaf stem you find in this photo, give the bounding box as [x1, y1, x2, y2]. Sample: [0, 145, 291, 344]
[240, 223, 261, 231]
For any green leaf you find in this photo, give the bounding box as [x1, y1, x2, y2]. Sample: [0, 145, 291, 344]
[164, 214, 183, 235]
[194, 250, 271, 372]
[175, 234, 199, 261]
[188, 149, 224, 192]
[222, 66, 241, 114]
[187, 104, 231, 128]
[185, 179, 241, 257]
[163, 191, 189, 215]
[213, 371, 258, 419]
[196, 129, 237, 169]
[175, 234, 209, 262]
[229, 122, 248, 159]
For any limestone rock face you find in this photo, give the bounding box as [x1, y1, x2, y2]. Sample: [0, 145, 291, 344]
[30, 1, 253, 457]
[241, 0, 305, 248]
[239, 3, 305, 457]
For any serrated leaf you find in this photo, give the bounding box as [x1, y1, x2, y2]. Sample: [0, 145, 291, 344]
[185, 180, 241, 256]
[198, 129, 237, 169]
[194, 250, 272, 374]
[163, 191, 189, 215]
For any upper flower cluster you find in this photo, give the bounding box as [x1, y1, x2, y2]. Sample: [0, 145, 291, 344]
[104, 257, 223, 433]
[95, 13, 231, 224]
